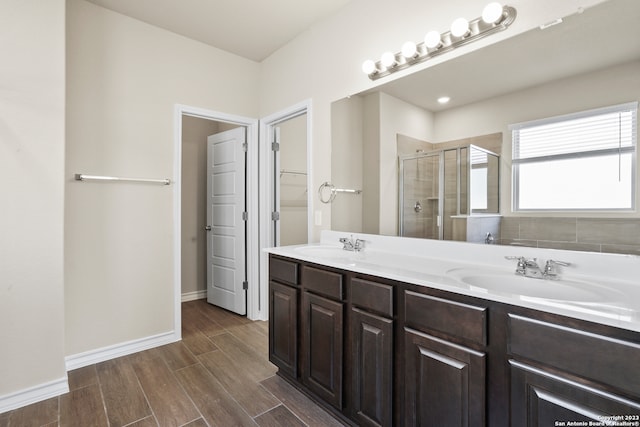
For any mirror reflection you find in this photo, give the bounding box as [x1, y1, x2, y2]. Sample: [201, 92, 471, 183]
[330, 0, 640, 255]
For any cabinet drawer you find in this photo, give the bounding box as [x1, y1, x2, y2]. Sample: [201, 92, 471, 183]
[405, 291, 487, 346]
[270, 256, 299, 286]
[351, 278, 393, 317]
[302, 266, 343, 300]
[509, 314, 640, 397]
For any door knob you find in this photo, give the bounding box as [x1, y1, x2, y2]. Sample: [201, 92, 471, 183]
[204, 225, 212, 231]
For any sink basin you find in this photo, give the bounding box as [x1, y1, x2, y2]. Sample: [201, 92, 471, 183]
[446, 268, 624, 303]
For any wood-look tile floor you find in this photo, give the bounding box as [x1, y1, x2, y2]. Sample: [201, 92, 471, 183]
[1, 300, 347, 427]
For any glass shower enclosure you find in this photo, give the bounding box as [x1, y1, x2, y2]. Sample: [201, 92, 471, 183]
[399, 145, 499, 240]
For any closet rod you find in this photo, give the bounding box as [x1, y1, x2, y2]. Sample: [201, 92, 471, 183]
[74, 174, 171, 185]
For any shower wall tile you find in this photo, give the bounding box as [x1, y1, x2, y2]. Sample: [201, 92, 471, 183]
[500, 217, 520, 240]
[519, 217, 576, 242]
[499, 238, 538, 248]
[537, 241, 601, 253]
[499, 217, 640, 255]
[577, 218, 640, 245]
[601, 243, 640, 256]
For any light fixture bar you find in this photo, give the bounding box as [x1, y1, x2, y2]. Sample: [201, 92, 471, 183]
[365, 5, 517, 81]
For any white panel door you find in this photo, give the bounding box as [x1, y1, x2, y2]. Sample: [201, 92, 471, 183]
[206, 127, 246, 315]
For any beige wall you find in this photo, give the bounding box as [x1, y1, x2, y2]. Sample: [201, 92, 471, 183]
[0, 0, 67, 402]
[65, 0, 259, 356]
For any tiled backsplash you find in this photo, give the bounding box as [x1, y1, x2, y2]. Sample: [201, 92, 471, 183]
[499, 217, 640, 255]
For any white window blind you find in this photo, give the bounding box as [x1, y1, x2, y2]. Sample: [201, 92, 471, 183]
[510, 102, 637, 211]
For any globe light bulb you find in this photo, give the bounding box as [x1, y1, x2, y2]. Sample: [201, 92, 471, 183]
[401, 41, 417, 59]
[451, 17, 470, 38]
[381, 51, 396, 68]
[424, 31, 442, 49]
[482, 2, 503, 24]
[362, 59, 376, 74]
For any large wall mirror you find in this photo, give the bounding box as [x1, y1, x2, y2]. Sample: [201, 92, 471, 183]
[330, 0, 640, 255]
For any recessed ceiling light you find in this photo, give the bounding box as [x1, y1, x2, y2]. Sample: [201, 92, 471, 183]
[437, 96, 451, 104]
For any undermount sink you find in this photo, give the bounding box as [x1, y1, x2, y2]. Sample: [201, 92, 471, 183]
[446, 268, 625, 303]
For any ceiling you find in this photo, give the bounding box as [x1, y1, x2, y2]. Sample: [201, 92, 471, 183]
[85, 0, 353, 62]
[361, 0, 640, 112]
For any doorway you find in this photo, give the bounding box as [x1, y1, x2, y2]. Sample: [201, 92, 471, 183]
[271, 113, 309, 247]
[174, 105, 259, 335]
[258, 100, 312, 317]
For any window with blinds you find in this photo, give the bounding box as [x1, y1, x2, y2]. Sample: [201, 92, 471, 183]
[510, 102, 637, 211]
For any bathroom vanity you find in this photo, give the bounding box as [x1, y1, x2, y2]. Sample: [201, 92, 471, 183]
[266, 231, 640, 427]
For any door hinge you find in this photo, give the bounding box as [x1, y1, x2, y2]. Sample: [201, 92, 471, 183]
[242, 280, 248, 290]
[271, 211, 280, 221]
[242, 142, 248, 152]
[271, 142, 280, 152]
[242, 211, 248, 221]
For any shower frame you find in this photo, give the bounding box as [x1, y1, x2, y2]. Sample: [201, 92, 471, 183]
[398, 144, 498, 240]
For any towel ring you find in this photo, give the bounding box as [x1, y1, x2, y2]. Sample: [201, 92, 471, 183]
[318, 181, 337, 204]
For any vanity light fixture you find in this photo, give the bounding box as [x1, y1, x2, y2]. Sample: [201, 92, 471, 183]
[401, 41, 418, 59]
[482, 2, 504, 24]
[424, 30, 442, 49]
[450, 17, 470, 38]
[363, 2, 517, 80]
[381, 51, 397, 68]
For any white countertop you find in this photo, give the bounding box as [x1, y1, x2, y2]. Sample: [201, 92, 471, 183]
[266, 231, 640, 333]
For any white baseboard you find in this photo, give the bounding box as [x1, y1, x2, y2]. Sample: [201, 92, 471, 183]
[0, 376, 69, 414]
[1, 332, 181, 414]
[65, 331, 179, 371]
[181, 290, 207, 302]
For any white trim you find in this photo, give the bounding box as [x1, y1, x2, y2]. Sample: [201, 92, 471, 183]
[65, 331, 177, 371]
[258, 100, 312, 321]
[181, 290, 207, 302]
[0, 377, 69, 414]
[174, 104, 260, 321]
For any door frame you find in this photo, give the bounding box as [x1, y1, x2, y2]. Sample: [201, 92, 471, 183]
[173, 104, 260, 334]
[259, 99, 312, 319]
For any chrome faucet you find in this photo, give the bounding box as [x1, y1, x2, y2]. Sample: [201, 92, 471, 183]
[339, 235, 365, 252]
[505, 256, 570, 279]
[543, 259, 571, 279]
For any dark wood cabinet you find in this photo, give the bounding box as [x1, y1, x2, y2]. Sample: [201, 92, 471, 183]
[350, 307, 393, 427]
[268, 254, 640, 426]
[301, 290, 344, 409]
[268, 280, 298, 378]
[403, 289, 488, 426]
[404, 328, 486, 427]
[508, 314, 640, 426]
[510, 360, 640, 426]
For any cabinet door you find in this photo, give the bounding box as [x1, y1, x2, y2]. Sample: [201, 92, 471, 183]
[404, 328, 486, 427]
[351, 308, 393, 427]
[510, 360, 640, 426]
[269, 281, 298, 378]
[302, 291, 343, 409]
